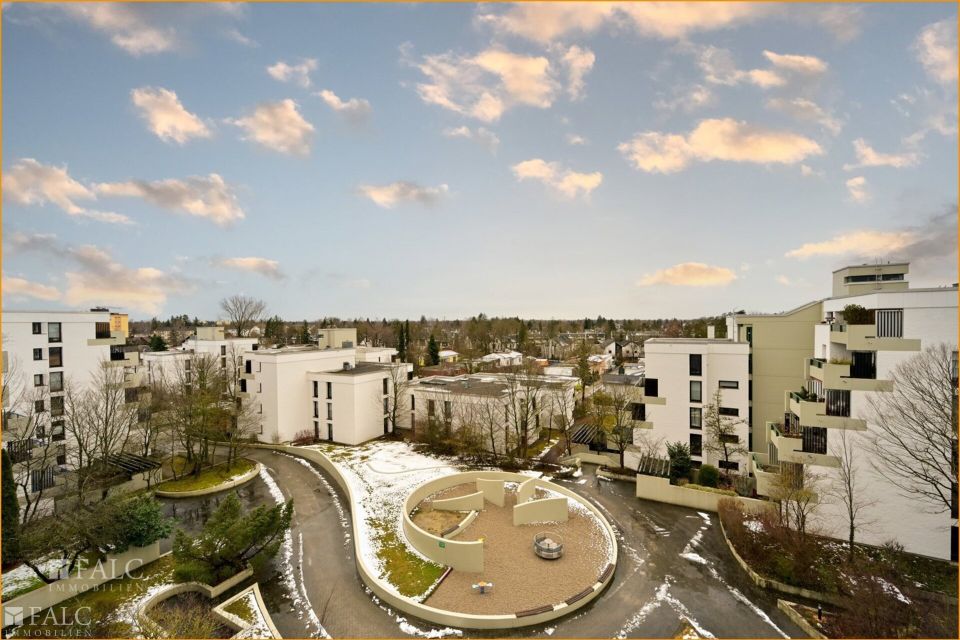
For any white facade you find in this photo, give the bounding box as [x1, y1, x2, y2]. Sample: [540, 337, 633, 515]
[480, 351, 523, 368]
[641, 338, 750, 472]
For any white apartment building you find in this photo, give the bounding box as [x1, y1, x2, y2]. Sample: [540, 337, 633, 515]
[750, 263, 958, 560]
[637, 337, 750, 472]
[239, 344, 404, 445]
[142, 326, 260, 388]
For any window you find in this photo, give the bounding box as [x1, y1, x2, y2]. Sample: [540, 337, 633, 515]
[718, 380, 739, 389]
[719, 460, 740, 471]
[35, 400, 45, 413]
[94, 322, 111, 339]
[31, 468, 54, 493]
[326, 382, 332, 400]
[383, 398, 389, 414]
[57, 452, 66, 466]
[49, 371, 63, 392]
[644, 378, 658, 397]
[410, 395, 416, 411]
[443, 401, 452, 422]
[245, 360, 252, 374]
[326, 403, 333, 420]
[33, 348, 43, 361]
[49, 347, 62, 368]
[428, 399, 436, 417]
[689, 354, 702, 376]
[384, 417, 389, 433]
[313, 381, 319, 398]
[32, 322, 42, 335]
[748, 380, 752, 401]
[719, 407, 739, 416]
[383, 378, 389, 395]
[689, 380, 702, 403]
[825, 389, 851, 417]
[803, 426, 827, 455]
[220, 357, 226, 369]
[50, 396, 64, 417]
[51, 421, 65, 441]
[745, 326, 753, 345]
[186, 359, 192, 371]
[748, 354, 752, 374]
[689, 407, 702, 429]
[313, 402, 319, 418]
[689, 433, 702, 456]
[631, 403, 646, 421]
[125, 388, 138, 404]
[220, 345, 227, 356]
[876, 309, 903, 338]
[48, 322, 61, 343]
[34, 374, 44, 387]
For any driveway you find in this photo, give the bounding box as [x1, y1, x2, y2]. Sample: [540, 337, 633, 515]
[247, 449, 805, 638]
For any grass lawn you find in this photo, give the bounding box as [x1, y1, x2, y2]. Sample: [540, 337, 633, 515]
[223, 592, 257, 624]
[157, 458, 257, 492]
[368, 518, 445, 599]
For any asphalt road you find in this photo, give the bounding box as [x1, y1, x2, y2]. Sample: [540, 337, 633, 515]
[247, 449, 805, 638]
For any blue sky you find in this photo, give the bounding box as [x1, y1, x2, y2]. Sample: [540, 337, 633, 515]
[2, 2, 957, 321]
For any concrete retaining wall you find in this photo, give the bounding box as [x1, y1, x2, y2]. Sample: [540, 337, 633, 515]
[778, 599, 828, 639]
[513, 497, 568, 526]
[212, 583, 282, 639]
[155, 461, 262, 498]
[635, 475, 770, 514]
[137, 568, 255, 636]
[432, 491, 485, 512]
[444, 511, 479, 539]
[3, 542, 164, 613]
[516, 477, 537, 504]
[476, 478, 505, 507]
[248, 444, 619, 629]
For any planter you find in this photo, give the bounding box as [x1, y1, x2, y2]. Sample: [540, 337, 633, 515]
[136, 567, 256, 636]
[155, 462, 262, 498]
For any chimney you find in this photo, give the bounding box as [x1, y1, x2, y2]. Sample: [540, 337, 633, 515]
[707, 326, 716, 339]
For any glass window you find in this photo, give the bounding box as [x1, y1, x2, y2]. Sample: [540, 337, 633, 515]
[326, 403, 332, 420]
[410, 394, 416, 411]
[689, 433, 702, 456]
[718, 380, 739, 389]
[49, 347, 62, 368]
[719, 460, 740, 471]
[220, 345, 226, 356]
[383, 378, 389, 395]
[689, 354, 702, 376]
[48, 322, 61, 343]
[689, 407, 702, 429]
[50, 396, 64, 417]
[33, 348, 43, 361]
[326, 382, 332, 399]
[719, 407, 739, 416]
[34, 374, 44, 387]
[313, 381, 318, 398]
[690, 380, 702, 403]
[32, 322, 42, 335]
[49, 372, 63, 392]
[35, 400, 45, 413]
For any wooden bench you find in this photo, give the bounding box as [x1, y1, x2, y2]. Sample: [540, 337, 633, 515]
[440, 524, 459, 537]
[597, 563, 614, 583]
[515, 604, 554, 618]
[564, 586, 594, 606]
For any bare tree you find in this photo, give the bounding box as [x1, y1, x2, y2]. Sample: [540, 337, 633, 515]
[826, 427, 876, 560]
[603, 384, 635, 469]
[548, 382, 578, 456]
[163, 353, 228, 475]
[702, 388, 748, 473]
[220, 295, 267, 338]
[384, 363, 412, 435]
[769, 462, 822, 537]
[502, 367, 546, 460]
[868, 343, 956, 514]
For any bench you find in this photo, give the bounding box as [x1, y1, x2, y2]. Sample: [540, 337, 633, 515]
[564, 586, 595, 606]
[515, 604, 554, 618]
[440, 524, 459, 537]
[597, 563, 614, 583]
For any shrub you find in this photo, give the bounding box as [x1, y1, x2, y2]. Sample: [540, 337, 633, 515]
[2, 449, 21, 568]
[698, 464, 719, 487]
[291, 429, 316, 446]
[842, 304, 873, 325]
[113, 495, 174, 551]
[684, 483, 736, 496]
[666, 441, 692, 484]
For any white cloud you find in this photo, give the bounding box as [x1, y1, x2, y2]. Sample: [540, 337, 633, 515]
[845, 176, 869, 203]
[559, 45, 595, 100]
[2, 158, 132, 225]
[699, 47, 827, 90]
[843, 138, 920, 170]
[1, 275, 61, 302]
[565, 133, 588, 146]
[95, 174, 245, 226]
[511, 158, 603, 199]
[131, 87, 211, 144]
[229, 100, 314, 156]
[638, 262, 737, 287]
[762, 50, 828, 75]
[618, 118, 822, 174]
[6, 233, 193, 314]
[59, 3, 177, 55]
[215, 256, 284, 280]
[766, 97, 842, 135]
[654, 84, 714, 112]
[786, 229, 915, 258]
[913, 18, 957, 86]
[358, 182, 449, 208]
[442, 126, 500, 152]
[800, 164, 823, 178]
[267, 58, 318, 88]
[407, 46, 560, 122]
[223, 27, 258, 47]
[317, 89, 372, 125]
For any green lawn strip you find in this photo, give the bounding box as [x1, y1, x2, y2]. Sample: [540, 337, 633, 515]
[157, 458, 257, 492]
[2, 574, 45, 600]
[10, 555, 175, 638]
[223, 593, 257, 624]
[368, 518, 444, 599]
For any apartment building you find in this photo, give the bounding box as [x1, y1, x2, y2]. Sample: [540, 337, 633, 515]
[750, 263, 958, 560]
[639, 335, 750, 472]
[407, 373, 578, 454]
[240, 344, 403, 445]
[142, 325, 260, 387]
[728, 300, 823, 453]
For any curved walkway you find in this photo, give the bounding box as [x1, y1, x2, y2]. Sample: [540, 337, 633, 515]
[248, 449, 806, 638]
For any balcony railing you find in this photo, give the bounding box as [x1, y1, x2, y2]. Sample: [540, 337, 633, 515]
[808, 357, 824, 369]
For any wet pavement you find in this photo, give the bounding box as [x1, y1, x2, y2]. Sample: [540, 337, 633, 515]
[244, 449, 806, 638]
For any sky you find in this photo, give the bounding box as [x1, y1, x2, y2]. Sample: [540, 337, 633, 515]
[2, 2, 957, 321]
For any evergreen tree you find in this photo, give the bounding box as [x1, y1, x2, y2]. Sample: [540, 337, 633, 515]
[428, 334, 440, 365]
[148, 334, 168, 352]
[299, 320, 311, 344]
[517, 321, 528, 353]
[2, 449, 21, 567]
[397, 322, 407, 362]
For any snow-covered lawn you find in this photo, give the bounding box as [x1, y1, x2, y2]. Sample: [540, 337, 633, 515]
[1, 557, 60, 599]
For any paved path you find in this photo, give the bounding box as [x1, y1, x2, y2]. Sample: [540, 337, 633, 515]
[248, 449, 805, 638]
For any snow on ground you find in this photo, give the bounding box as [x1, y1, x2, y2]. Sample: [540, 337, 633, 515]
[615, 576, 715, 639]
[280, 453, 352, 547]
[876, 576, 912, 604]
[745, 519, 764, 534]
[540, 486, 617, 566]
[230, 590, 275, 639]
[259, 465, 329, 638]
[1, 557, 64, 598]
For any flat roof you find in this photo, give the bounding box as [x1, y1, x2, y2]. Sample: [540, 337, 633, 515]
[733, 299, 823, 319]
[832, 262, 909, 273]
[644, 337, 738, 344]
[319, 362, 390, 376]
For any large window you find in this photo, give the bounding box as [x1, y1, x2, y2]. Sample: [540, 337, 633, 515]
[718, 380, 739, 389]
[689, 433, 702, 456]
[383, 378, 389, 395]
[719, 407, 739, 416]
[689, 354, 702, 376]
[48, 322, 61, 343]
[644, 377, 658, 397]
[34, 374, 44, 387]
[690, 380, 702, 403]
[49, 371, 63, 393]
[719, 460, 740, 471]
[689, 407, 702, 429]
[50, 396, 64, 417]
[49, 347, 62, 368]
[326, 382, 332, 400]
[326, 403, 333, 420]
[32, 322, 42, 335]
[33, 348, 43, 361]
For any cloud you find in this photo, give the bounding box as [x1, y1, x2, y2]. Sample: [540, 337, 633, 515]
[267, 58, 318, 88]
[442, 126, 500, 152]
[58, 3, 177, 55]
[95, 174, 245, 226]
[222, 27, 258, 47]
[843, 138, 920, 170]
[565, 133, 588, 145]
[316, 89, 372, 125]
[358, 182, 449, 208]
[511, 159, 603, 199]
[845, 176, 869, 203]
[699, 47, 827, 90]
[618, 118, 822, 173]
[654, 84, 714, 112]
[215, 256, 284, 280]
[406, 45, 560, 122]
[786, 229, 918, 259]
[913, 18, 957, 86]
[1, 275, 62, 302]
[808, 4, 863, 43]
[476, 2, 769, 44]
[800, 164, 823, 178]
[559, 45, 595, 100]
[762, 50, 828, 75]
[131, 87, 211, 144]
[228, 100, 314, 155]
[6, 232, 193, 314]
[638, 262, 737, 287]
[766, 97, 842, 135]
[2, 158, 132, 225]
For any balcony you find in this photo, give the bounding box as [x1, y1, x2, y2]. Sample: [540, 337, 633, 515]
[829, 323, 921, 352]
[749, 452, 779, 497]
[786, 390, 867, 431]
[87, 330, 125, 347]
[768, 422, 839, 469]
[806, 357, 894, 393]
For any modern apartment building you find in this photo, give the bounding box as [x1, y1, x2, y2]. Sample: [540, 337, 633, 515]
[750, 263, 958, 560]
[142, 326, 261, 388]
[640, 336, 750, 472]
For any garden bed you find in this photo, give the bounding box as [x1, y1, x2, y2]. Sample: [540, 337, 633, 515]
[157, 458, 257, 493]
